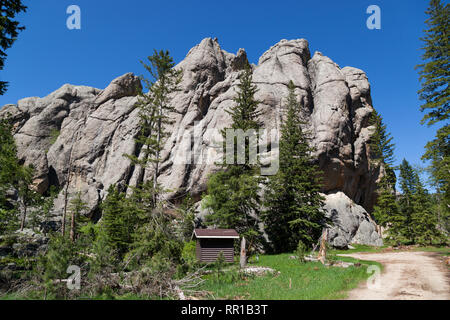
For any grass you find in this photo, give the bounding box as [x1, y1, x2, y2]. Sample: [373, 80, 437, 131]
[330, 244, 389, 255]
[0, 291, 159, 301]
[3, 245, 447, 300]
[198, 253, 382, 300]
[412, 246, 450, 256]
[331, 243, 450, 256]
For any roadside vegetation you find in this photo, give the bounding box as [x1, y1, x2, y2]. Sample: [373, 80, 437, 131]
[0, 250, 382, 300]
[197, 253, 382, 300]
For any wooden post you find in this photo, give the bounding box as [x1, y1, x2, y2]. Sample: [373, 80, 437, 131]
[377, 224, 382, 237]
[240, 237, 246, 269]
[318, 228, 328, 265]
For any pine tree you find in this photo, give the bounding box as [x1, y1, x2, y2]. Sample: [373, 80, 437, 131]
[100, 185, 137, 257]
[386, 159, 446, 245]
[396, 159, 419, 243]
[416, 0, 450, 239]
[262, 81, 326, 252]
[176, 194, 196, 242]
[0, 1, 27, 95]
[422, 124, 449, 228]
[203, 65, 263, 252]
[369, 109, 395, 167]
[68, 192, 89, 242]
[124, 50, 182, 205]
[124, 181, 183, 269]
[17, 164, 41, 231]
[224, 65, 261, 142]
[411, 179, 446, 245]
[369, 109, 398, 233]
[0, 118, 19, 188]
[0, 118, 20, 233]
[415, 0, 449, 126]
[203, 168, 261, 244]
[372, 175, 400, 232]
[0, 118, 41, 232]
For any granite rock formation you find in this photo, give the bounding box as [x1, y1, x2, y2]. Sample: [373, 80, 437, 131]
[0, 38, 384, 247]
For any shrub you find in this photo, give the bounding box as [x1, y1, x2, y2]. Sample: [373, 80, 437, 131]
[49, 129, 60, 146]
[296, 240, 307, 263]
[178, 240, 198, 275]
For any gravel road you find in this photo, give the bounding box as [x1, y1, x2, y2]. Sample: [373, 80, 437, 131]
[339, 251, 449, 300]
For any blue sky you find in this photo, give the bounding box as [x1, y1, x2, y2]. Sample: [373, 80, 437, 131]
[0, 0, 443, 186]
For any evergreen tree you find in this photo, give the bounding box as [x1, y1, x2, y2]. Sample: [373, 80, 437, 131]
[17, 164, 41, 231]
[422, 124, 449, 228]
[411, 179, 446, 245]
[391, 159, 445, 245]
[203, 168, 261, 246]
[124, 50, 182, 205]
[0, 1, 27, 95]
[224, 65, 261, 147]
[0, 118, 19, 189]
[203, 65, 263, 252]
[36, 232, 86, 298]
[262, 81, 326, 252]
[68, 192, 89, 242]
[372, 175, 400, 234]
[88, 225, 120, 276]
[0, 118, 20, 233]
[368, 109, 398, 234]
[369, 109, 395, 167]
[415, 0, 449, 126]
[416, 0, 450, 239]
[175, 194, 196, 242]
[100, 185, 137, 257]
[38, 186, 59, 235]
[0, 117, 41, 232]
[124, 181, 183, 270]
[396, 159, 419, 243]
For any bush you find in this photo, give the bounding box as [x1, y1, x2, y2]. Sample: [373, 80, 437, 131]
[296, 241, 307, 263]
[177, 240, 198, 275]
[34, 233, 87, 298]
[49, 129, 60, 146]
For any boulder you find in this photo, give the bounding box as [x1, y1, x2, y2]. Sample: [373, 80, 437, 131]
[323, 192, 383, 248]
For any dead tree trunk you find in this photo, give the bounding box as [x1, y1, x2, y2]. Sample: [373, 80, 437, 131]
[240, 237, 247, 269]
[20, 204, 27, 231]
[63, 132, 78, 237]
[376, 224, 382, 237]
[152, 106, 162, 206]
[70, 209, 75, 242]
[318, 228, 328, 265]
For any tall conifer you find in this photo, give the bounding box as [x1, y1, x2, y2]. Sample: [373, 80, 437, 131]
[204, 65, 263, 251]
[263, 81, 326, 252]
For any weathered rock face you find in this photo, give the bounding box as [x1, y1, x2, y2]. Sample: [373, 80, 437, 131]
[0, 38, 383, 246]
[323, 192, 383, 248]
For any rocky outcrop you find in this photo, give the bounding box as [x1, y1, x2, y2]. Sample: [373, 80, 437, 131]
[0, 38, 383, 246]
[324, 192, 383, 248]
[0, 229, 48, 259]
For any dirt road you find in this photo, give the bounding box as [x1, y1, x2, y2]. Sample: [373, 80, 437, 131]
[339, 251, 449, 300]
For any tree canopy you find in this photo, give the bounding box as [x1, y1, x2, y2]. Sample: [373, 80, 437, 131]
[0, 0, 27, 95]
